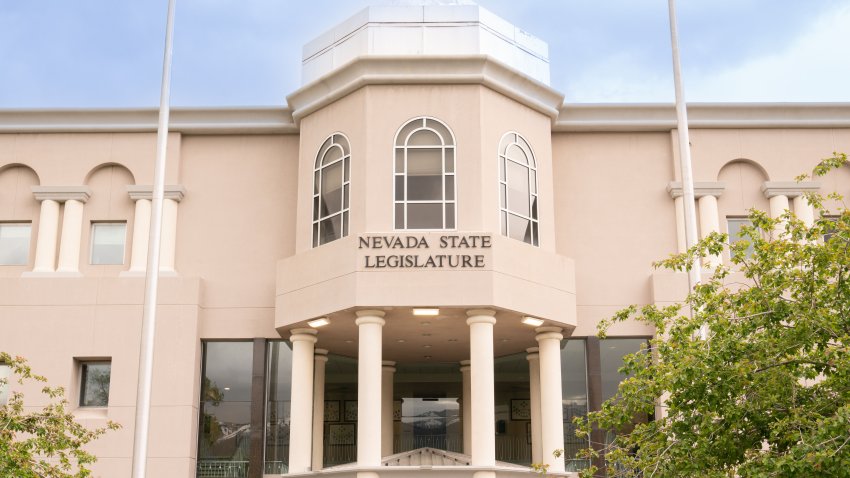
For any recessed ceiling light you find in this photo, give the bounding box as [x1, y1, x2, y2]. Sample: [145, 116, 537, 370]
[397, 339, 406, 343]
[522, 316, 544, 327]
[423, 344, 432, 348]
[424, 355, 432, 359]
[448, 338, 458, 342]
[223, 387, 231, 391]
[413, 308, 439, 316]
[345, 340, 353, 344]
[422, 333, 431, 337]
[308, 317, 330, 328]
[420, 321, 431, 326]
[500, 338, 510, 343]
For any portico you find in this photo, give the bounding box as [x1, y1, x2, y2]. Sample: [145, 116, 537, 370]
[283, 306, 569, 477]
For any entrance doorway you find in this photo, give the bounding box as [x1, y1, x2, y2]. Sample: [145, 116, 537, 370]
[394, 363, 463, 454]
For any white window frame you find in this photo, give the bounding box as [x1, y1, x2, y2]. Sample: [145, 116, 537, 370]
[89, 221, 127, 265]
[499, 132, 539, 246]
[393, 116, 457, 231]
[726, 217, 755, 260]
[0, 222, 32, 266]
[312, 133, 351, 247]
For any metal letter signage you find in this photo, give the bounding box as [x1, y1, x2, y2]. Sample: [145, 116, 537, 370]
[358, 234, 491, 269]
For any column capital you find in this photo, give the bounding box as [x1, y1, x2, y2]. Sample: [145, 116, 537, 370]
[761, 181, 821, 198]
[459, 359, 470, 372]
[382, 360, 396, 372]
[466, 309, 496, 326]
[526, 347, 540, 360]
[31, 186, 91, 203]
[466, 308, 496, 318]
[535, 326, 563, 342]
[355, 309, 386, 326]
[290, 328, 318, 344]
[315, 348, 329, 363]
[127, 184, 186, 202]
[666, 181, 726, 199]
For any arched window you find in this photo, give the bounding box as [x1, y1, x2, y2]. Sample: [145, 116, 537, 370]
[499, 132, 538, 246]
[394, 117, 456, 230]
[313, 133, 350, 247]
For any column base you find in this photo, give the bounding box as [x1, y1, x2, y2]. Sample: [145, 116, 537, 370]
[472, 471, 496, 478]
[356, 472, 380, 478]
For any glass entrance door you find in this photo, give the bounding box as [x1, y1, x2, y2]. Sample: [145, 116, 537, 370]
[399, 397, 461, 452]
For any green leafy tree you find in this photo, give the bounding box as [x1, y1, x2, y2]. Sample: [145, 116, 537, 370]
[0, 353, 120, 478]
[576, 153, 850, 478]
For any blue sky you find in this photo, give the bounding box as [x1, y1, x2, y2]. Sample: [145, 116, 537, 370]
[1, 0, 848, 108]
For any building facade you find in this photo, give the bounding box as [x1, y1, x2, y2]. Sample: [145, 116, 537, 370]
[1, 3, 849, 478]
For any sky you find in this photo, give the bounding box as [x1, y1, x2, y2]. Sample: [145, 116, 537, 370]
[1, 0, 849, 108]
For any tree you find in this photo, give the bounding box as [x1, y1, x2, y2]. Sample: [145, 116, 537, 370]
[0, 353, 119, 478]
[575, 153, 850, 478]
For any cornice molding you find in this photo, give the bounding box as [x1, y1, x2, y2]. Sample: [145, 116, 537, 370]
[0, 107, 297, 135]
[555, 103, 850, 132]
[127, 185, 186, 202]
[761, 181, 821, 198]
[286, 55, 565, 122]
[667, 181, 727, 199]
[31, 186, 92, 202]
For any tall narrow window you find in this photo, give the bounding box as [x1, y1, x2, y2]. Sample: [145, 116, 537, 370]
[313, 134, 351, 247]
[499, 132, 538, 246]
[727, 217, 755, 259]
[394, 117, 456, 230]
[79, 361, 111, 407]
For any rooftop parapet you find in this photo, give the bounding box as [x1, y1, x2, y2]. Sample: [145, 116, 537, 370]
[301, 0, 550, 86]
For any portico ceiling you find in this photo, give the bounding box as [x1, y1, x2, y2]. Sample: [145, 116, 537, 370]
[283, 307, 562, 363]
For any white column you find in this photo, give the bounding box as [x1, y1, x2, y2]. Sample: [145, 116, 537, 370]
[159, 198, 178, 272]
[312, 348, 328, 471]
[769, 194, 790, 237]
[467, 309, 496, 476]
[381, 360, 396, 457]
[793, 195, 815, 228]
[526, 347, 543, 465]
[698, 195, 721, 268]
[536, 327, 565, 473]
[32, 199, 60, 272]
[128, 198, 151, 272]
[674, 196, 687, 253]
[56, 199, 84, 273]
[355, 310, 385, 478]
[289, 328, 317, 474]
[459, 360, 472, 456]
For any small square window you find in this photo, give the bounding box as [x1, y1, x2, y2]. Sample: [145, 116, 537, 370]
[90, 222, 126, 265]
[79, 361, 111, 407]
[0, 222, 32, 265]
[727, 218, 755, 259]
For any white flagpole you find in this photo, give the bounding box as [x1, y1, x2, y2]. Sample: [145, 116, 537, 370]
[667, 0, 702, 303]
[132, 0, 177, 476]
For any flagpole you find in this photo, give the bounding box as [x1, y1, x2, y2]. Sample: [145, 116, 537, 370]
[667, 0, 702, 301]
[132, 0, 177, 476]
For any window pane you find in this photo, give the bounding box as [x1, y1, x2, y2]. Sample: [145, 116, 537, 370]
[501, 212, 507, 235]
[313, 170, 320, 195]
[80, 362, 111, 407]
[600, 339, 646, 402]
[342, 184, 349, 210]
[395, 175, 405, 201]
[500, 158, 506, 181]
[0, 363, 9, 406]
[727, 218, 755, 258]
[500, 184, 507, 208]
[322, 145, 343, 165]
[395, 149, 405, 172]
[407, 203, 443, 229]
[407, 149, 443, 201]
[562, 340, 589, 472]
[507, 214, 531, 244]
[424, 119, 453, 145]
[445, 203, 455, 229]
[199, 342, 254, 478]
[313, 196, 319, 221]
[312, 223, 319, 248]
[530, 169, 537, 194]
[90, 223, 126, 265]
[445, 176, 454, 201]
[396, 118, 423, 146]
[320, 162, 343, 217]
[320, 215, 342, 245]
[265, 342, 293, 474]
[395, 203, 405, 229]
[343, 158, 350, 182]
[445, 148, 455, 173]
[408, 129, 442, 146]
[531, 197, 538, 220]
[506, 144, 528, 165]
[342, 211, 349, 237]
[532, 221, 539, 247]
[0, 223, 31, 265]
[506, 161, 530, 216]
